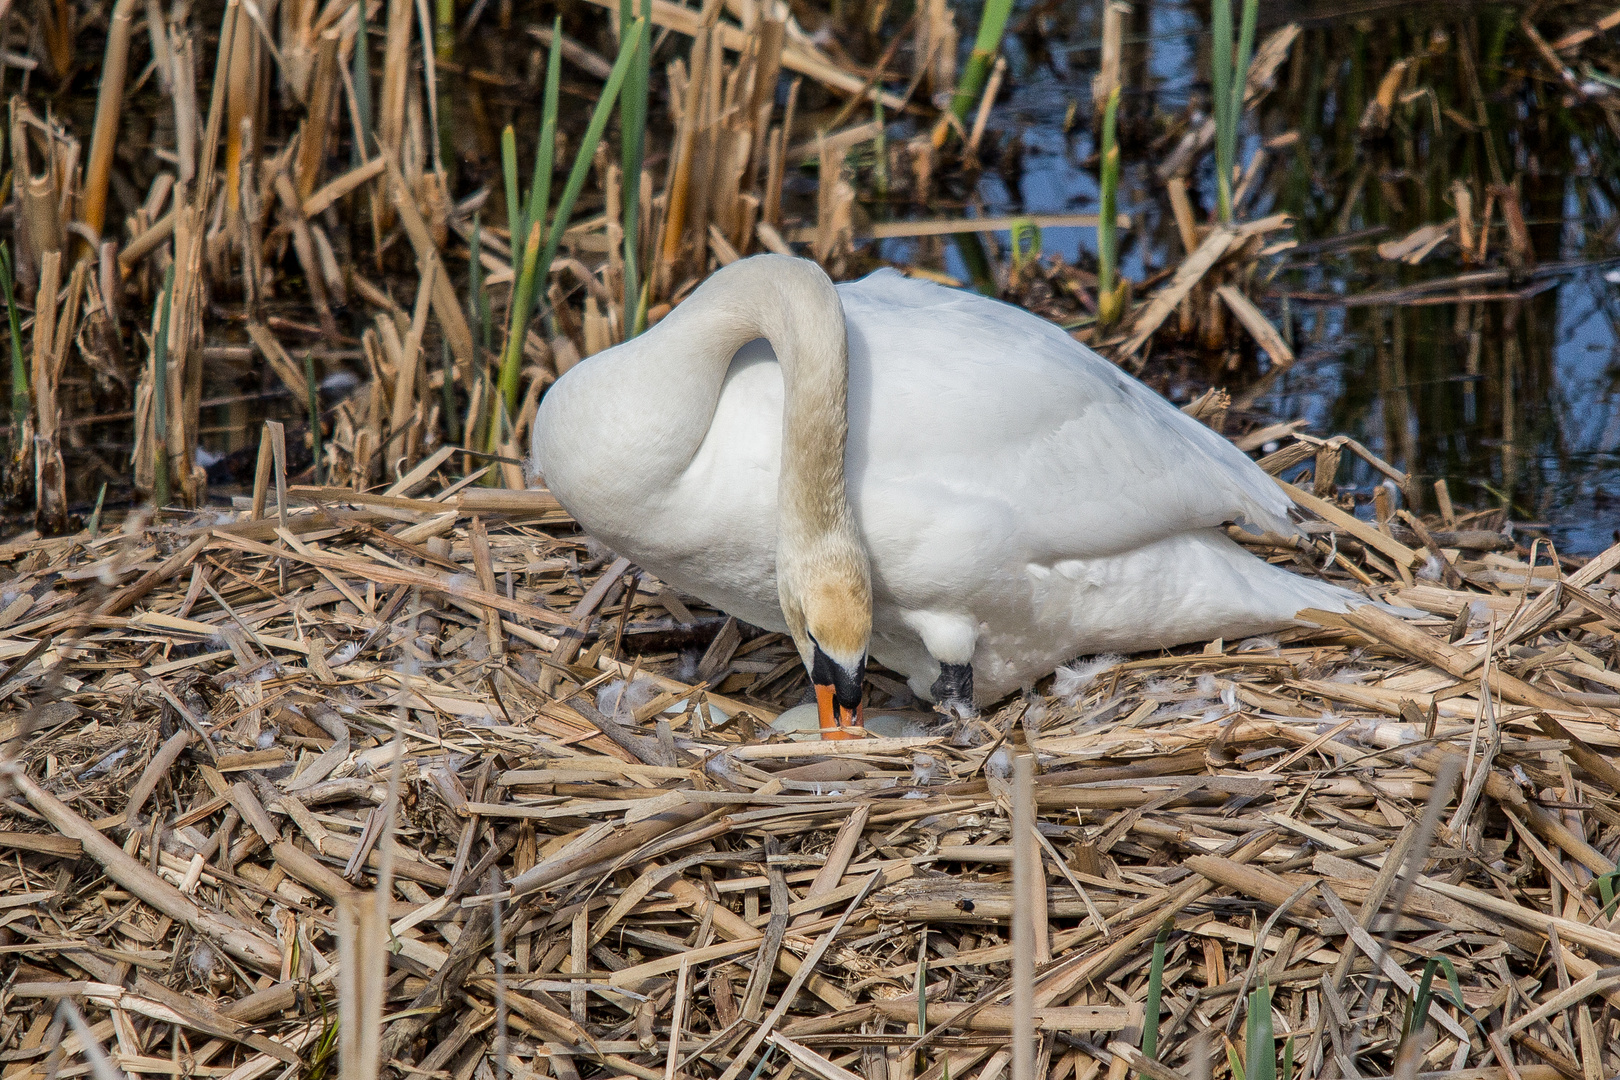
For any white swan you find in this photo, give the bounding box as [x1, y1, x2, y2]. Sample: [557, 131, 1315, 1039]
[533, 255, 1360, 736]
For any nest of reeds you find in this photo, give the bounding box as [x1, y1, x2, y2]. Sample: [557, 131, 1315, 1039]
[3, 0, 1620, 1077]
[0, 428, 1618, 1080]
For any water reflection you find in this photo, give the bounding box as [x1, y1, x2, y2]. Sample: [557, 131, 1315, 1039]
[944, 0, 1620, 553]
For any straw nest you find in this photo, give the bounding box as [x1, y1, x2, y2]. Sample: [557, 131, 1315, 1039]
[0, 431, 1615, 1080]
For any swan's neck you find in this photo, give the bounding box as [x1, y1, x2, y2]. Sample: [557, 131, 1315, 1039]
[542, 257, 861, 578]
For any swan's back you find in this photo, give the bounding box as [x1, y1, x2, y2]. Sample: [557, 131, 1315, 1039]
[839, 270, 1294, 562]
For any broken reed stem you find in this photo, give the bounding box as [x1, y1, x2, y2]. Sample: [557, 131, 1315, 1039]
[222, 1, 258, 221]
[294, 29, 342, 202]
[152, 263, 176, 507]
[1010, 754, 1036, 1080]
[31, 252, 75, 535]
[80, 0, 138, 242]
[378, 0, 413, 165]
[352, 0, 376, 161]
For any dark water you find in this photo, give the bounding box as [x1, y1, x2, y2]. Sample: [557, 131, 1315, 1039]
[887, 0, 1620, 554]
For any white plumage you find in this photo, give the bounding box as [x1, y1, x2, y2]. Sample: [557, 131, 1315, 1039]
[534, 255, 1359, 706]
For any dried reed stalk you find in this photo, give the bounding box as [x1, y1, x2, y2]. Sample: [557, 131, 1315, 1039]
[378, 0, 413, 165]
[273, 171, 340, 338]
[222, 1, 259, 222]
[294, 28, 342, 202]
[79, 0, 138, 242]
[389, 261, 437, 464]
[29, 253, 63, 532]
[9, 102, 71, 288]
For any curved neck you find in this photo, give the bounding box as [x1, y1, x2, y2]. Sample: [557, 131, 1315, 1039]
[565, 257, 855, 535]
[538, 254, 871, 665]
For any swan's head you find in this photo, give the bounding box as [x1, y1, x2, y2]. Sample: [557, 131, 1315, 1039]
[779, 550, 871, 740]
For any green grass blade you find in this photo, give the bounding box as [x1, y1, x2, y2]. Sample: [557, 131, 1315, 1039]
[1141, 919, 1171, 1059]
[0, 243, 26, 448]
[526, 18, 563, 247]
[1227, 0, 1258, 216]
[535, 17, 646, 288]
[1211, 0, 1233, 222]
[434, 0, 453, 59]
[1246, 983, 1275, 1080]
[1225, 1040, 1245, 1080]
[353, 0, 375, 161]
[494, 16, 644, 434]
[469, 212, 491, 353]
[87, 482, 107, 537]
[1436, 957, 1465, 1013]
[304, 352, 322, 485]
[495, 221, 543, 434]
[1009, 218, 1040, 275]
[916, 933, 928, 1034]
[1407, 958, 1439, 1040]
[948, 0, 1013, 123]
[1282, 1036, 1294, 1080]
[619, 0, 651, 335]
[502, 125, 523, 252]
[441, 341, 459, 445]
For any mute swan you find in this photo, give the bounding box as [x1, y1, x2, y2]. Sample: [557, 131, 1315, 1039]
[533, 255, 1361, 737]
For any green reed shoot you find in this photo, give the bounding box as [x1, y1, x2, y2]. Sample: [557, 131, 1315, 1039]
[493, 220, 542, 448]
[619, 0, 651, 336]
[1212, 0, 1258, 222]
[493, 16, 645, 433]
[502, 126, 522, 247]
[1597, 868, 1620, 917]
[441, 341, 459, 445]
[87, 482, 107, 537]
[1401, 956, 1464, 1043]
[1141, 920, 1171, 1059]
[534, 17, 644, 306]
[1224, 982, 1292, 1080]
[152, 263, 175, 507]
[469, 213, 492, 353]
[502, 24, 562, 271]
[1245, 981, 1275, 1080]
[1009, 217, 1041, 277]
[0, 243, 25, 451]
[353, 0, 375, 161]
[1096, 84, 1124, 325]
[434, 0, 453, 59]
[949, 0, 1014, 125]
[527, 19, 563, 268]
[303, 352, 322, 484]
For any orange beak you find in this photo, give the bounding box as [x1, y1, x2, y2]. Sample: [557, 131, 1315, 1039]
[815, 683, 863, 739]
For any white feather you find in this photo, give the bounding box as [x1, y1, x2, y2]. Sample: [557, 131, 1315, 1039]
[535, 257, 1370, 705]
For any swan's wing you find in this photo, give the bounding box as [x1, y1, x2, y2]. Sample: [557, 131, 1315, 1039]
[839, 271, 1295, 566]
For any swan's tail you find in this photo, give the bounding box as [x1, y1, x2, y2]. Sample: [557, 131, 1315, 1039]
[1254, 554, 1424, 622]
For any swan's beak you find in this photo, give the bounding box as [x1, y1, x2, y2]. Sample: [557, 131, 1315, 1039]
[811, 644, 865, 739]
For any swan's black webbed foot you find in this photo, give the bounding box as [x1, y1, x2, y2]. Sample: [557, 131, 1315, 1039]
[931, 662, 975, 719]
